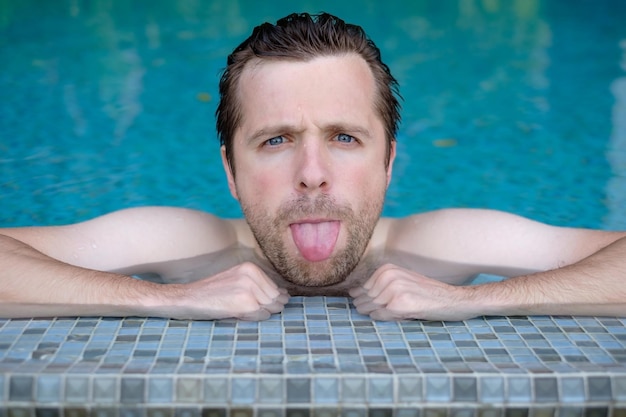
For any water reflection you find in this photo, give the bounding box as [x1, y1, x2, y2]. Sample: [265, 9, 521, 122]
[605, 39, 626, 229]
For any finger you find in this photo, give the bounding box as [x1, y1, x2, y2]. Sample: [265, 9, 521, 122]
[235, 266, 283, 305]
[353, 299, 379, 315]
[348, 286, 367, 298]
[263, 296, 289, 314]
[369, 308, 400, 321]
[351, 293, 373, 307]
[239, 308, 272, 321]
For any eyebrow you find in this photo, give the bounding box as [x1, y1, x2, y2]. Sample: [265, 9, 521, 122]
[247, 123, 373, 143]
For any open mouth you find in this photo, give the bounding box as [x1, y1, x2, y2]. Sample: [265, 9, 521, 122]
[289, 220, 340, 262]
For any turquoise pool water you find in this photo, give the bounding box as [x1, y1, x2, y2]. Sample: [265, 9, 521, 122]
[1, 0, 626, 230]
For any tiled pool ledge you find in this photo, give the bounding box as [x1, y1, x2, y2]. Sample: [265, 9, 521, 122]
[1, 297, 625, 415]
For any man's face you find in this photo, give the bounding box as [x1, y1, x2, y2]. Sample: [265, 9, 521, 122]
[222, 54, 395, 287]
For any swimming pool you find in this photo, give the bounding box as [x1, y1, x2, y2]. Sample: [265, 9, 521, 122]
[2, 0, 626, 413]
[2, 0, 626, 230]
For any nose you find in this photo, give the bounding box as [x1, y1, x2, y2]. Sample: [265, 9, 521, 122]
[295, 140, 331, 193]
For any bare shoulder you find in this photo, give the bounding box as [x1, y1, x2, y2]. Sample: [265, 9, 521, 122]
[0, 206, 239, 272]
[384, 208, 625, 276]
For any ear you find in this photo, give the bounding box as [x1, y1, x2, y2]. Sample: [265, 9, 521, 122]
[385, 140, 397, 188]
[221, 146, 239, 200]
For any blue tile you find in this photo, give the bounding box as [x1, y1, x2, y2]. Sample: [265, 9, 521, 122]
[479, 377, 504, 403]
[397, 376, 422, 402]
[534, 377, 558, 403]
[258, 377, 284, 403]
[231, 377, 256, 404]
[204, 377, 228, 403]
[93, 377, 118, 403]
[314, 377, 338, 404]
[36, 375, 61, 403]
[614, 376, 626, 401]
[342, 377, 366, 402]
[507, 377, 531, 402]
[425, 376, 451, 402]
[369, 376, 393, 404]
[560, 377, 585, 403]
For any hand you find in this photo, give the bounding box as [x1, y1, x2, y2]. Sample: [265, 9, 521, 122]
[164, 262, 290, 320]
[349, 263, 475, 321]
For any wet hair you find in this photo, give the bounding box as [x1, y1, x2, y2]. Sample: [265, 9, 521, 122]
[216, 12, 402, 176]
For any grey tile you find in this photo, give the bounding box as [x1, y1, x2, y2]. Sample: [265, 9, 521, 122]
[177, 378, 203, 402]
[613, 375, 626, 401]
[65, 376, 90, 403]
[119, 408, 144, 417]
[369, 376, 393, 404]
[395, 409, 421, 417]
[148, 378, 173, 403]
[91, 408, 119, 417]
[120, 377, 145, 403]
[93, 377, 118, 403]
[9, 375, 33, 401]
[397, 376, 423, 402]
[204, 377, 228, 403]
[258, 377, 284, 404]
[174, 408, 201, 417]
[587, 376, 611, 401]
[313, 377, 338, 404]
[312, 409, 340, 417]
[453, 377, 477, 402]
[147, 409, 174, 417]
[341, 377, 366, 402]
[287, 377, 311, 403]
[36, 375, 61, 403]
[258, 410, 285, 417]
[341, 410, 366, 417]
[534, 377, 558, 403]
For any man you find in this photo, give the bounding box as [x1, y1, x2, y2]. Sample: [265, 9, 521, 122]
[0, 13, 624, 321]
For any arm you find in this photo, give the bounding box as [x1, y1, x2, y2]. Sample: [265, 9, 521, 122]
[351, 209, 626, 320]
[0, 207, 288, 320]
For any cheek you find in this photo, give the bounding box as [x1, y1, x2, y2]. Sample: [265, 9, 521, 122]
[237, 168, 286, 205]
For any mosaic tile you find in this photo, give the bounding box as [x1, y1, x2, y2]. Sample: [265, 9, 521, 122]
[507, 377, 532, 403]
[341, 377, 366, 402]
[258, 377, 284, 403]
[35, 374, 61, 403]
[425, 376, 451, 402]
[313, 377, 338, 404]
[560, 377, 585, 403]
[9, 375, 33, 401]
[231, 378, 256, 404]
[0, 301, 626, 411]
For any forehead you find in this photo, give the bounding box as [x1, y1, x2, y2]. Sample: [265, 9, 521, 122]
[235, 54, 382, 135]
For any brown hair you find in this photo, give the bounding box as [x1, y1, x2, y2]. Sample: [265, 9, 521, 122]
[216, 12, 401, 176]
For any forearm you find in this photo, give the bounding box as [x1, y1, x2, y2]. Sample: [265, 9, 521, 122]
[468, 237, 626, 317]
[0, 234, 165, 318]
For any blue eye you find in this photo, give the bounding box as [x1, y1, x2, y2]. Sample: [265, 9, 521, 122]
[266, 136, 285, 146]
[336, 133, 355, 143]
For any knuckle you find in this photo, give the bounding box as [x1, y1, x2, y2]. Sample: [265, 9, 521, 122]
[236, 261, 261, 275]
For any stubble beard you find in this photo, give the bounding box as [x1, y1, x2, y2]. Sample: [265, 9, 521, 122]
[241, 194, 384, 287]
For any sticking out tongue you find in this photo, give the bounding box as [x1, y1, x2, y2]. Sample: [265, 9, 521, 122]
[290, 221, 340, 262]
